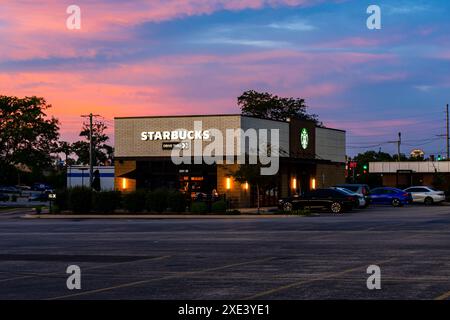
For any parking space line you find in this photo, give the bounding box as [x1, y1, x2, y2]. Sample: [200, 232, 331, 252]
[435, 290, 450, 300]
[243, 258, 395, 300]
[0, 255, 172, 284]
[45, 256, 275, 300]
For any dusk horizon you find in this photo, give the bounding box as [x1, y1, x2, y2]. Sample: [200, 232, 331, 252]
[1, 0, 449, 157]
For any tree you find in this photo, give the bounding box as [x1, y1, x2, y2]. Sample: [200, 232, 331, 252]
[72, 119, 114, 165]
[350, 150, 393, 185]
[238, 90, 321, 125]
[56, 141, 75, 166]
[230, 160, 274, 213]
[0, 95, 59, 182]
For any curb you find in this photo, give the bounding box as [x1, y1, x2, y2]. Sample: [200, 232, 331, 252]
[23, 214, 297, 220]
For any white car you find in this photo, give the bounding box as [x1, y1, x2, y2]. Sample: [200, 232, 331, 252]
[404, 186, 445, 205]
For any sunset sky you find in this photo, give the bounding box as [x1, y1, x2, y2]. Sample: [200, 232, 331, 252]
[1, 0, 449, 156]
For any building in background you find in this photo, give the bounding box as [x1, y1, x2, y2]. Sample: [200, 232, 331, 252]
[369, 161, 450, 189]
[114, 114, 346, 207]
[67, 166, 115, 190]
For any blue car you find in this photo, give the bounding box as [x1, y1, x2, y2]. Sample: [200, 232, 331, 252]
[369, 187, 412, 207]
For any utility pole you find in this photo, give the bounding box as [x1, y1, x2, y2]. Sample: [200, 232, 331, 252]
[397, 132, 401, 162]
[81, 113, 100, 187]
[447, 104, 449, 160]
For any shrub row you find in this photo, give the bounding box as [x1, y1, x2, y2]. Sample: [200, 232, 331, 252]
[53, 187, 121, 214]
[52, 187, 228, 214]
[53, 187, 187, 214]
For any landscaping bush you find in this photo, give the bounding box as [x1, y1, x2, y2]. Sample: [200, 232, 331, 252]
[54, 190, 69, 211]
[92, 191, 121, 213]
[69, 187, 93, 213]
[50, 204, 60, 214]
[123, 190, 147, 213]
[167, 191, 186, 212]
[146, 188, 168, 213]
[190, 201, 208, 214]
[211, 200, 227, 213]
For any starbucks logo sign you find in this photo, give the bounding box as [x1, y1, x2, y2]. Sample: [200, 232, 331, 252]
[300, 128, 309, 150]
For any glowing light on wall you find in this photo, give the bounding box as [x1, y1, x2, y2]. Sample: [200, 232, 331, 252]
[122, 178, 127, 190]
[311, 178, 316, 190]
[244, 182, 249, 191]
[226, 177, 232, 190]
[291, 177, 297, 190]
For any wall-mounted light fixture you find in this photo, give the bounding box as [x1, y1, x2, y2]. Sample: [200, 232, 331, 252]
[291, 177, 297, 190]
[226, 177, 232, 190]
[122, 178, 127, 190]
[243, 182, 249, 191]
[311, 178, 316, 190]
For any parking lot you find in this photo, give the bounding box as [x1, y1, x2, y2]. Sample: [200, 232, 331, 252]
[1, 204, 450, 299]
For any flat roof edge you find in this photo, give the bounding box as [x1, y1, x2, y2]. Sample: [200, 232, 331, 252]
[114, 114, 344, 132]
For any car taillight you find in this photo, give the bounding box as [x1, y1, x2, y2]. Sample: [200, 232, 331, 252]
[347, 196, 355, 201]
[403, 193, 409, 197]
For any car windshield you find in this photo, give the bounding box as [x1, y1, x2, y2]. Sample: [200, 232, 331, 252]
[339, 185, 358, 192]
[335, 188, 355, 195]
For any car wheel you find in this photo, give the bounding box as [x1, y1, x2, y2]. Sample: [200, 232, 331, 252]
[330, 202, 343, 214]
[391, 198, 401, 207]
[283, 202, 293, 212]
[424, 197, 434, 206]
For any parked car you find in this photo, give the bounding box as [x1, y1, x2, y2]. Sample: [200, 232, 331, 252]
[334, 184, 370, 203]
[16, 185, 31, 191]
[368, 187, 412, 207]
[0, 193, 9, 202]
[31, 183, 52, 192]
[28, 191, 50, 202]
[331, 187, 368, 208]
[0, 185, 21, 194]
[403, 186, 445, 205]
[279, 188, 358, 214]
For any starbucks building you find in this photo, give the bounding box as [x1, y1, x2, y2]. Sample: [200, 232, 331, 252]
[114, 114, 346, 208]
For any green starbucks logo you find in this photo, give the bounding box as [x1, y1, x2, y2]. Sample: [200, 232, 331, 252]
[300, 128, 309, 150]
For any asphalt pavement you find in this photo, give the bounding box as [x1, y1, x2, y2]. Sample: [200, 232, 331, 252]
[1, 204, 450, 299]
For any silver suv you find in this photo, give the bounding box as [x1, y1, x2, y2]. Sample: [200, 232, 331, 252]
[403, 186, 445, 205]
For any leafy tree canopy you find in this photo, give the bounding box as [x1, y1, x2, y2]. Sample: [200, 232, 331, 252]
[0, 95, 59, 176]
[238, 90, 321, 125]
[72, 120, 114, 165]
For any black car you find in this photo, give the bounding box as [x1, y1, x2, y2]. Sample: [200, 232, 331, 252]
[0, 193, 9, 202]
[279, 188, 358, 214]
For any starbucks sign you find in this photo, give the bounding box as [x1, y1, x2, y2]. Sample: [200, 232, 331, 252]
[300, 128, 309, 150]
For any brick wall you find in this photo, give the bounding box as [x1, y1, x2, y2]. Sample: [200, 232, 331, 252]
[216, 163, 251, 208]
[315, 163, 345, 188]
